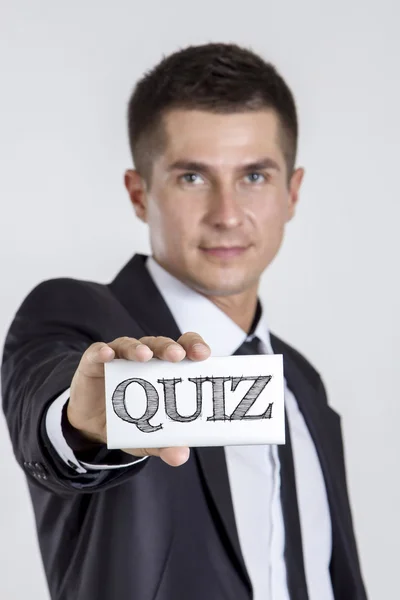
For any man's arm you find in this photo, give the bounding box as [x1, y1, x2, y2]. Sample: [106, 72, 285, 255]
[1, 279, 150, 495]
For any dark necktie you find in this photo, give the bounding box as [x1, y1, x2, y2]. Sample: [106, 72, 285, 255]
[234, 336, 309, 600]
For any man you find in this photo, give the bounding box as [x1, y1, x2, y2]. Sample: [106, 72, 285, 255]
[1, 43, 367, 599]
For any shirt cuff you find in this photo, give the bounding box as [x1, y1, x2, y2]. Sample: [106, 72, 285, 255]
[45, 388, 148, 472]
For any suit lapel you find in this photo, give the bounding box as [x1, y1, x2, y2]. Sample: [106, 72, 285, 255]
[270, 335, 360, 598]
[270, 334, 339, 492]
[109, 254, 252, 593]
[109, 254, 182, 340]
[270, 334, 340, 475]
[194, 447, 252, 592]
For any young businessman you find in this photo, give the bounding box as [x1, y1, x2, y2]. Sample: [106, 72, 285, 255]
[1, 43, 367, 599]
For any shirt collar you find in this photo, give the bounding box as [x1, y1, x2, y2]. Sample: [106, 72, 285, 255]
[146, 256, 273, 356]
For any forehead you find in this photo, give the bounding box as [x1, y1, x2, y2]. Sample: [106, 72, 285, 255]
[160, 109, 284, 166]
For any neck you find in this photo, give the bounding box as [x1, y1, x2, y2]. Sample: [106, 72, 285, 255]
[149, 255, 259, 333]
[205, 287, 259, 334]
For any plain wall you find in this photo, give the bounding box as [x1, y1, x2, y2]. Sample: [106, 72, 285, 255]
[1, 1, 399, 598]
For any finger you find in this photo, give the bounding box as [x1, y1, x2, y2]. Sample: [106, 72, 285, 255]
[159, 447, 190, 466]
[108, 337, 153, 362]
[122, 446, 190, 467]
[177, 332, 211, 361]
[138, 336, 186, 362]
[78, 342, 116, 379]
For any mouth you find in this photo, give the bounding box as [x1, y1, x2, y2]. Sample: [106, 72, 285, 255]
[199, 246, 250, 259]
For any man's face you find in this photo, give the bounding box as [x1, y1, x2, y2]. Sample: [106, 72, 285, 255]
[126, 109, 304, 297]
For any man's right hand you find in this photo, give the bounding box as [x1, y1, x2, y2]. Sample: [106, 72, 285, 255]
[68, 333, 211, 467]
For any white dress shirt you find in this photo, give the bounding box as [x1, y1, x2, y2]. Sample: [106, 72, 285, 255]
[46, 257, 334, 600]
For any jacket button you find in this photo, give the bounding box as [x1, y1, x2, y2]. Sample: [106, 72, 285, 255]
[35, 462, 47, 475]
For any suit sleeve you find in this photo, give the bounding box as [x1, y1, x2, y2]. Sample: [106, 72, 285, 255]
[45, 387, 148, 472]
[1, 278, 150, 495]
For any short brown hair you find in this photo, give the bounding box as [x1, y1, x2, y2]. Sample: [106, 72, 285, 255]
[127, 42, 298, 186]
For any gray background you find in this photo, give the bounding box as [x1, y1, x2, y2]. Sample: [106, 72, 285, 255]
[1, 1, 398, 598]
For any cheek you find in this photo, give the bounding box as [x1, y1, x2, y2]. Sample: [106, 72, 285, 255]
[147, 196, 175, 231]
[250, 195, 287, 234]
[147, 196, 196, 249]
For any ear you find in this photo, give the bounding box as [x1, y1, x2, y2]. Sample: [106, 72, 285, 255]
[124, 169, 148, 223]
[286, 167, 305, 222]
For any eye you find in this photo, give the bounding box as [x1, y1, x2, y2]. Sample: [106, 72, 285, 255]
[179, 173, 204, 185]
[245, 172, 266, 184]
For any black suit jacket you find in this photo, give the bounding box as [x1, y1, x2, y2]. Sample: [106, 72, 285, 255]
[1, 254, 367, 600]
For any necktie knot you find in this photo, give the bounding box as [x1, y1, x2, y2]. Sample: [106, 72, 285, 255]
[233, 336, 262, 356]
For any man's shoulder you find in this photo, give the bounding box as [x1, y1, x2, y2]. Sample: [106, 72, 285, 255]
[19, 276, 111, 315]
[270, 331, 321, 390]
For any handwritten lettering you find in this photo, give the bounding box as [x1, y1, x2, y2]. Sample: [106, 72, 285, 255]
[111, 375, 273, 433]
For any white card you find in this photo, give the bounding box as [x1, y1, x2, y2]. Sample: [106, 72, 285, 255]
[104, 354, 285, 449]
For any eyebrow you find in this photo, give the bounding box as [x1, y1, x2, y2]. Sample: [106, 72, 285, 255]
[166, 157, 281, 174]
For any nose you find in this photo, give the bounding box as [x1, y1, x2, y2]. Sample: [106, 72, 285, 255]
[206, 185, 244, 230]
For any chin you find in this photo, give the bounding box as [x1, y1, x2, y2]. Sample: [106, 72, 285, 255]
[189, 274, 254, 298]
